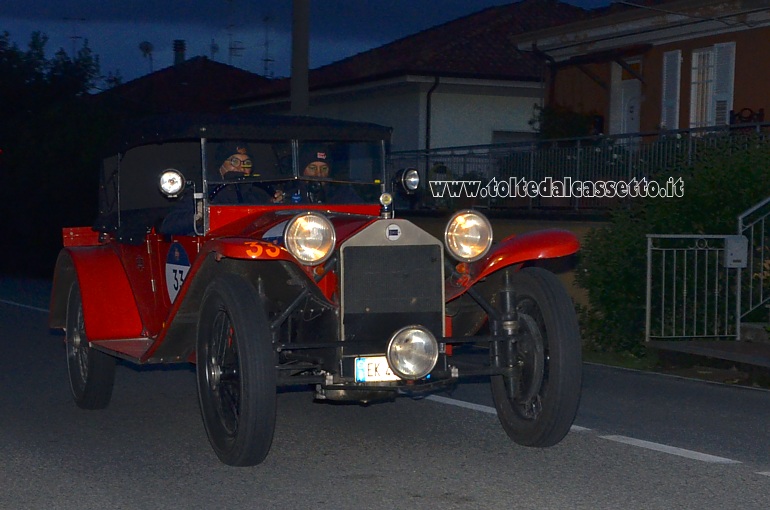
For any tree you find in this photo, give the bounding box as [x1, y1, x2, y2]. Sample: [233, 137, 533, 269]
[0, 31, 109, 276]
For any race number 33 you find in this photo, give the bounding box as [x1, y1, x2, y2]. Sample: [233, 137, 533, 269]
[165, 243, 191, 303]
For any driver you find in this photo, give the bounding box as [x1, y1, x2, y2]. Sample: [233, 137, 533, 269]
[208, 144, 271, 204]
[218, 145, 253, 178]
[160, 144, 269, 235]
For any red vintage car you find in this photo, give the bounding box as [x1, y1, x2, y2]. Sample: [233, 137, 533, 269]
[49, 113, 582, 466]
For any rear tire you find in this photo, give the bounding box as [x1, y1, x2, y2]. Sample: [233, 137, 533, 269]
[65, 282, 116, 410]
[490, 267, 582, 447]
[196, 274, 277, 466]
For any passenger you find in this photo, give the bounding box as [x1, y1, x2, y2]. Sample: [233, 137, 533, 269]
[273, 145, 360, 204]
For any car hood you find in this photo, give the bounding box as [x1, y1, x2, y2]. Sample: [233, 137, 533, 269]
[208, 208, 380, 248]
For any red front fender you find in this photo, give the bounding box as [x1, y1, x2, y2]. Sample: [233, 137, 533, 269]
[203, 238, 295, 262]
[446, 229, 579, 301]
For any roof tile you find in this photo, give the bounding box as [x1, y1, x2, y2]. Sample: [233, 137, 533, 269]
[100, 56, 270, 114]
[247, 0, 590, 99]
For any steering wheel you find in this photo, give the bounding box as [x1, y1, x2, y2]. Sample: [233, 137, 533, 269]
[208, 182, 229, 201]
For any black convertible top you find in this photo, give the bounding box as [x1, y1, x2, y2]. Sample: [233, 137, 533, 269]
[109, 112, 393, 155]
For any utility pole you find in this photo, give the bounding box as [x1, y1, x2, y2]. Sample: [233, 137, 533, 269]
[291, 0, 310, 115]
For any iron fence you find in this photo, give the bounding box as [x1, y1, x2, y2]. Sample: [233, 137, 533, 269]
[389, 123, 770, 212]
[738, 196, 770, 322]
[645, 235, 747, 343]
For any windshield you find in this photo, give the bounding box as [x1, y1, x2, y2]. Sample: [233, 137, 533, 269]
[205, 140, 384, 205]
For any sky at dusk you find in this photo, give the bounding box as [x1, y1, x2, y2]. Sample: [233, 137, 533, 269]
[1, 0, 611, 87]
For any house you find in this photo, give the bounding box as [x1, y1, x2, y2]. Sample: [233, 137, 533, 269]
[98, 43, 270, 117]
[234, 0, 590, 152]
[513, 0, 770, 136]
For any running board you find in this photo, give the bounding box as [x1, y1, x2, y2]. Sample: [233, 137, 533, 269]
[90, 338, 153, 363]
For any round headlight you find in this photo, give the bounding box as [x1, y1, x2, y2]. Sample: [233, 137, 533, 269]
[444, 210, 493, 262]
[395, 168, 420, 194]
[284, 212, 336, 265]
[402, 168, 420, 192]
[159, 169, 185, 197]
[386, 325, 439, 380]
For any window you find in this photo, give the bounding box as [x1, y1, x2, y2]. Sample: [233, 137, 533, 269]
[689, 42, 735, 128]
[690, 48, 714, 128]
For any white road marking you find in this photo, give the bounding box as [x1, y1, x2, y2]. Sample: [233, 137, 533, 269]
[757, 472, 770, 477]
[427, 396, 750, 466]
[426, 395, 497, 414]
[600, 435, 741, 464]
[0, 299, 48, 313]
[425, 395, 591, 432]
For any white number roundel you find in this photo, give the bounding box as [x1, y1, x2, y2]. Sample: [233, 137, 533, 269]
[165, 243, 191, 304]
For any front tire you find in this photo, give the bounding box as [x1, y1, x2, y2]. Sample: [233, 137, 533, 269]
[489, 267, 582, 447]
[196, 274, 277, 466]
[65, 282, 116, 409]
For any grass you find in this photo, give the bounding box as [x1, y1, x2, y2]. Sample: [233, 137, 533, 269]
[583, 345, 770, 389]
[582, 347, 660, 371]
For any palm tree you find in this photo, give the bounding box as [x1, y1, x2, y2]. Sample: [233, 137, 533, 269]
[139, 41, 154, 73]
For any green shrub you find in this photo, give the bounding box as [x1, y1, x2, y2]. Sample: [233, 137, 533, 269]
[575, 134, 770, 354]
[529, 104, 599, 140]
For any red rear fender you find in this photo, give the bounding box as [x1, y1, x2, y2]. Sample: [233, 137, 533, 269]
[49, 246, 144, 340]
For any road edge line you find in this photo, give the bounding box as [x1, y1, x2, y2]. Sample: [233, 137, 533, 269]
[599, 434, 741, 464]
[0, 299, 48, 313]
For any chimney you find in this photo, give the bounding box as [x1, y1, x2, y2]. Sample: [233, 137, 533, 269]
[173, 39, 186, 65]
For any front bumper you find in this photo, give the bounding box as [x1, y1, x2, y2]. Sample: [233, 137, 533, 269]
[314, 375, 458, 403]
[278, 335, 519, 402]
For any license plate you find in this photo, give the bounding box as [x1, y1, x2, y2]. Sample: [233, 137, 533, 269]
[355, 356, 400, 382]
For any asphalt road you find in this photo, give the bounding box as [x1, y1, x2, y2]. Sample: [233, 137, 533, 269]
[2, 278, 769, 509]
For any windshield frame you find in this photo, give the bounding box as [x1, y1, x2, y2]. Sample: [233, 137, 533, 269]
[198, 138, 387, 232]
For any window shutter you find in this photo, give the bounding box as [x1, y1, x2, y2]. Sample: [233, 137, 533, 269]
[661, 50, 681, 130]
[712, 42, 735, 125]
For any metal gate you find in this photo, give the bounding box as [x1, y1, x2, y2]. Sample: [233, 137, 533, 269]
[645, 234, 747, 343]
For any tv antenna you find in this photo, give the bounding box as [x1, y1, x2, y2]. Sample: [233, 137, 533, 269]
[262, 15, 275, 78]
[228, 28, 245, 65]
[63, 17, 86, 56]
[224, 0, 245, 65]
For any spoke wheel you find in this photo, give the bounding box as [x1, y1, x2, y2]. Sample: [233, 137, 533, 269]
[196, 274, 276, 466]
[65, 282, 116, 409]
[490, 267, 582, 447]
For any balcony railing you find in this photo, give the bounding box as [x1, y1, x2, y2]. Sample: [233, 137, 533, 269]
[388, 122, 770, 213]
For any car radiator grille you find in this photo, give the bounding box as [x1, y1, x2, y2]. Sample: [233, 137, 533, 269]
[341, 244, 443, 348]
